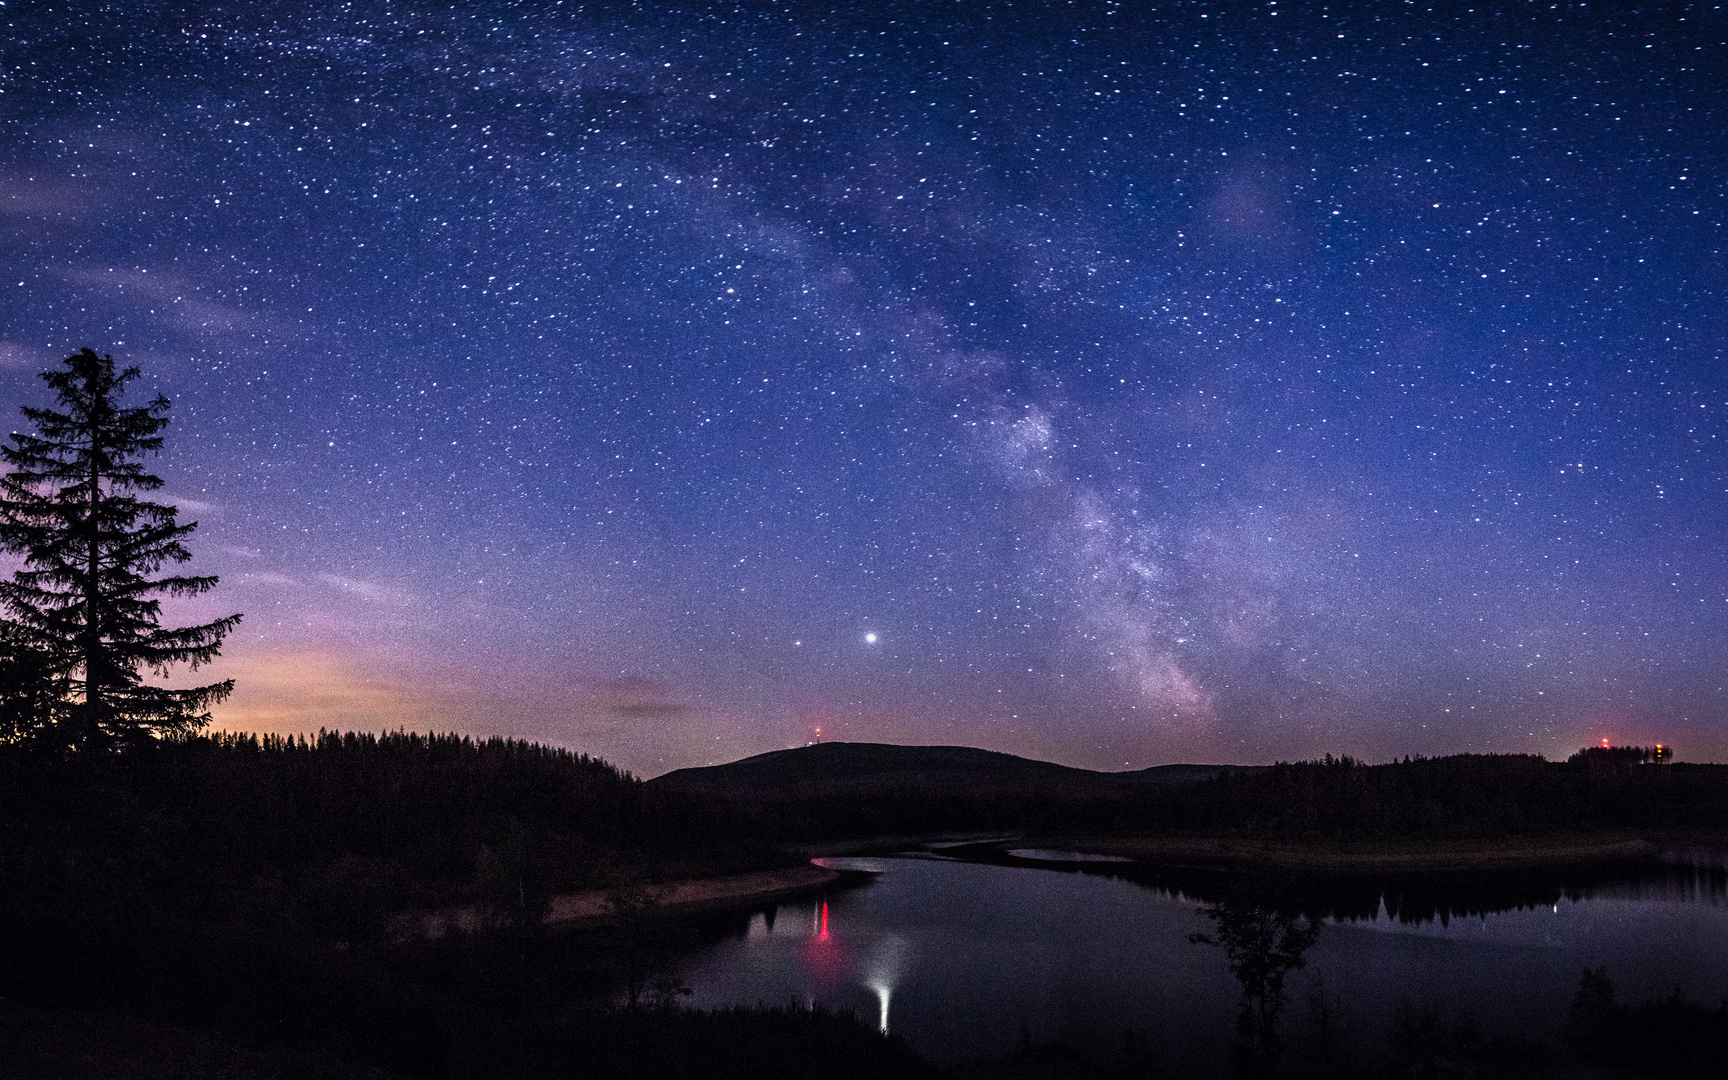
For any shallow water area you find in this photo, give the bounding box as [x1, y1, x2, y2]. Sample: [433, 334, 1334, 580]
[675, 849, 1728, 1077]
[1005, 848, 1136, 863]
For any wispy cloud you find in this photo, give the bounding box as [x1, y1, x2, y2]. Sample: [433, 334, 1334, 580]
[57, 265, 306, 344]
[0, 341, 49, 368]
[317, 573, 418, 606]
[166, 494, 219, 515]
[575, 675, 692, 722]
[0, 173, 93, 218]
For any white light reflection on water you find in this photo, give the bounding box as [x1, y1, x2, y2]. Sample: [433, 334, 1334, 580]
[869, 981, 891, 1033]
[863, 933, 908, 1033]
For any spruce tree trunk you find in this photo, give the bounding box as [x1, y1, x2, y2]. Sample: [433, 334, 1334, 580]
[84, 400, 102, 745]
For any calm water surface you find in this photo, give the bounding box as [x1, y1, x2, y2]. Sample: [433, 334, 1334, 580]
[675, 852, 1728, 1076]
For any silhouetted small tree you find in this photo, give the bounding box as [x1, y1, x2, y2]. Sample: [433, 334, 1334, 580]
[1190, 890, 1321, 1078]
[0, 348, 240, 749]
[605, 879, 691, 1010]
[1565, 966, 1728, 1077]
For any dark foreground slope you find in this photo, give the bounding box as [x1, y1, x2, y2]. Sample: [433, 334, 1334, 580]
[0, 733, 928, 1080]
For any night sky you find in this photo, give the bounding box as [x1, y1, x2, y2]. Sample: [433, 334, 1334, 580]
[2, 2, 1723, 773]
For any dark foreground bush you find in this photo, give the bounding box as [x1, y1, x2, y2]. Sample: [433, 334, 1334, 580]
[557, 1005, 937, 1080]
[1568, 966, 1728, 1078]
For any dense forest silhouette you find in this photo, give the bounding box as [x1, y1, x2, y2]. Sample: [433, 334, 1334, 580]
[0, 731, 931, 1078]
[5, 733, 1728, 1077]
[651, 743, 1728, 843]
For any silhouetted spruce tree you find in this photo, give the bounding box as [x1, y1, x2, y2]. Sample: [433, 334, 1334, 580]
[0, 348, 240, 749]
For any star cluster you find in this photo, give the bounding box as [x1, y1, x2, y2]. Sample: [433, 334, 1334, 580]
[1, 1, 1723, 770]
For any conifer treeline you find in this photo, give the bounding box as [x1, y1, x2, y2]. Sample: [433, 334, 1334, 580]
[164, 728, 656, 893]
[661, 750, 1728, 842]
[0, 728, 777, 967]
[1149, 752, 1720, 837]
[0, 730, 816, 1077]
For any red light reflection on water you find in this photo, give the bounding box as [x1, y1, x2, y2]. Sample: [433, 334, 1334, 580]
[803, 896, 849, 986]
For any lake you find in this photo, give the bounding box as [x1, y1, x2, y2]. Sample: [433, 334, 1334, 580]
[674, 848, 1728, 1076]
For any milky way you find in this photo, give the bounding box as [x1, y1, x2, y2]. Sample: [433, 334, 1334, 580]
[1, 2, 1723, 771]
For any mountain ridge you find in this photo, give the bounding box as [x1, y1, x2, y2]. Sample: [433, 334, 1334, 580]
[649, 741, 1261, 794]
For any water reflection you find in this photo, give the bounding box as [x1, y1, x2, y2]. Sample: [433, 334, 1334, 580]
[991, 844, 1728, 925]
[869, 980, 892, 1033]
[1006, 848, 1135, 863]
[675, 847, 1728, 1076]
[688, 870, 912, 1037]
[1189, 890, 1322, 1077]
[680, 858, 1241, 1071]
[863, 933, 908, 1033]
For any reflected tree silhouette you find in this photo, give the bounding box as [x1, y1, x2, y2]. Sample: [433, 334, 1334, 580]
[1189, 889, 1321, 1078]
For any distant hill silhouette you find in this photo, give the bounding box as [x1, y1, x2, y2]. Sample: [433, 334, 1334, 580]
[648, 744, 1262, 840]
[648, 742, 1728, 846]
[655, 742, 1088, 792]
[1116, 762, 1268, 784]
[651, 742, 1258, 794]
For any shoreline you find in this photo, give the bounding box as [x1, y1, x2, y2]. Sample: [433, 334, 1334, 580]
[389, 829, 1728, 942]
[544, 863, 843, 927]
[391, 863, 839, 943]
[998, 833, 1672, 874]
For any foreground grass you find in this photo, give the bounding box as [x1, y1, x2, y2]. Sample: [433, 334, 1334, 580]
[0, 1001, 398, 1080]
[0, 1000, 938, 1080]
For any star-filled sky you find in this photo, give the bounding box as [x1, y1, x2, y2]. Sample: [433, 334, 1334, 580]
[2, 1, 1723, 772]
